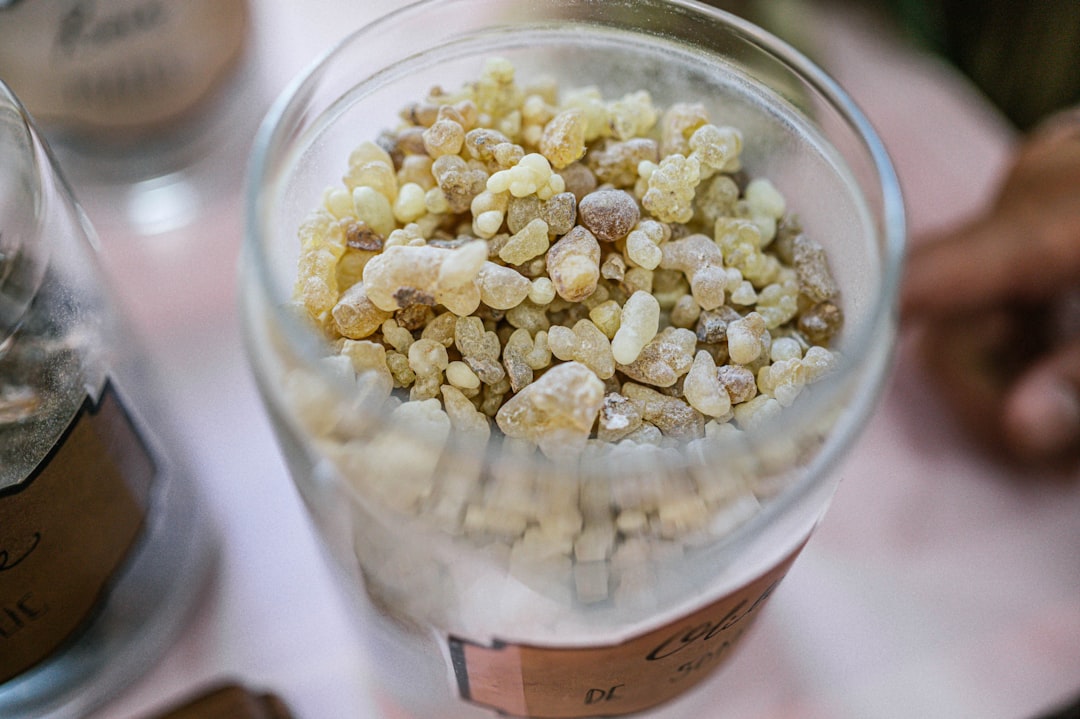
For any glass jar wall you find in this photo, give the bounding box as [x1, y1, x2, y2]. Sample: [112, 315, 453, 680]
[241, 2, 904, 716]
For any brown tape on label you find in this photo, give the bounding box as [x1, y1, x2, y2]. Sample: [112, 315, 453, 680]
[449, 544, 804, 719]
[0, 381, 155, 683]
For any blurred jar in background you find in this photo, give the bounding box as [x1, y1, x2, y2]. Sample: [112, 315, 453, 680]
[0, 0, 247, 142]
[0, 0, 254, 234]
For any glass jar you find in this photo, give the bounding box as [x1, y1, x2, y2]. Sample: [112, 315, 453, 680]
[0, 0, 256, 234]
[0, 81, 217, 718]
[241, 1, 904, 717]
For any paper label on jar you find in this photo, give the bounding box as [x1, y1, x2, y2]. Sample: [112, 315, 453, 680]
[448, 545, 803, 718]
[0, 380, 155, 683]
[0, 0, 248, 134]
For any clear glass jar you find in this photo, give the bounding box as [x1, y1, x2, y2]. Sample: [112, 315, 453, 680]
[0, 81, 217, 718]
[241, 1, 904, 717]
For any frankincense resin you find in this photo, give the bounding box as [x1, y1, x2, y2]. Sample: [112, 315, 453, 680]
[288, 57, 843, 602]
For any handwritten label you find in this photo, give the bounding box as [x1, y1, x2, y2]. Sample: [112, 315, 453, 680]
[0, 381, 155, 683]
[448, 544, 803, 718]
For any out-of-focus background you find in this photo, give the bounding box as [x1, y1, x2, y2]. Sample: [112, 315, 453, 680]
[1, 1, 1078, 717]
[718, 0, 1080, 131]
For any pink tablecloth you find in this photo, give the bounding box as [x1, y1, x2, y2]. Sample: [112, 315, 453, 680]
[80, 3, 1080, 718]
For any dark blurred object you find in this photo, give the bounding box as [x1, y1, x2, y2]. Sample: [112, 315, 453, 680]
[147, 683, 293, 719]
[703, 0, 1080, 131]
[883, 0, 1080, 130]
[1034, 690, 1080, 719]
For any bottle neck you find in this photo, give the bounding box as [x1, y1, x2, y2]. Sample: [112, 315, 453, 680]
[0, 91, 49, 352]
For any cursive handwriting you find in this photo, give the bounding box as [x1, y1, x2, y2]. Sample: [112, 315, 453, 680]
[645, 578, 782, 662]
[0, 532, 40, 572]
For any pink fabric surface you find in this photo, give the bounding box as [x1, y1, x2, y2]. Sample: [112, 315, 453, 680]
[78, 3, 1079, 718]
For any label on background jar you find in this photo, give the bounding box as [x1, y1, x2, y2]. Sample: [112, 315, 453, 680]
[0, 0, 248, 136]
[448, 545, 803, 719]
[0, 380, 155, 683]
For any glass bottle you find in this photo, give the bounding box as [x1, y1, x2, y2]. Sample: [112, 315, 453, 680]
[0, 80, 217, 719]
